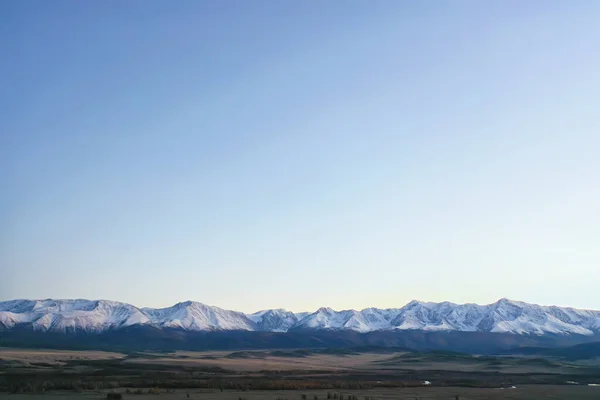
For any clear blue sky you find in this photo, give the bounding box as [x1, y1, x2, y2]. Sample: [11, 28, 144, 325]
[2, 1, 599, 313]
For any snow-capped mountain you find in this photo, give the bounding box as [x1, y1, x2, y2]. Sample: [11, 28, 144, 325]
[248, 309, 298, 332]
[293, 307, 401, 333]
[142, 301, 256, 331]
[0, 299, 149, 332]
[291, 299, 600, 336]
[292, 307, 354, 331]
[1, 298, 599, 336]
[294, 311, 312, 321]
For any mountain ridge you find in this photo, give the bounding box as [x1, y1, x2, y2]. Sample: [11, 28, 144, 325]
[1, 298, 599, 336]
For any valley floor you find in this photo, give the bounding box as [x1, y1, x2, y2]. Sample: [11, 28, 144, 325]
[1, 387, 600, 400]
[1, 348, 600, 399]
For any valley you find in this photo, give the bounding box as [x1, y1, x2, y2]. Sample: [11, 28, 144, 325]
[1, 347, 600, 398]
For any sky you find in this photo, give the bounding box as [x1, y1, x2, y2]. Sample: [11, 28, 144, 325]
[1, 1, 599, 313]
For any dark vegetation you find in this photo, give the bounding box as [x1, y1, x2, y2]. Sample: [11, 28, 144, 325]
[505, 341, 600, 359]
[1, 348, 600, 394]
[225, 349, 380, 359]
[1, 326, 598, 354]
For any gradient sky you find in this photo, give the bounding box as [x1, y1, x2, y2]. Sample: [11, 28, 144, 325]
[2, 1, 599, 313]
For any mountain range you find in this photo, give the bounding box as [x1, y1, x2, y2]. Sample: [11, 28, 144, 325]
[2, 298, 600, 336]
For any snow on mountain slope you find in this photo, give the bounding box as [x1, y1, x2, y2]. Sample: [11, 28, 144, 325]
[142, 301, 256, 331]
[289, 299, 600, 335]
[0, 299, 149, 332]
[292, 307, 357, 330]
[249, 309, 298, 332]
[482, 299, 596, 335]
[390, 300, 488, 331]
[331, 308, 401, 333]
[1, 298, 599, 336]
[294, 312, 311, 321]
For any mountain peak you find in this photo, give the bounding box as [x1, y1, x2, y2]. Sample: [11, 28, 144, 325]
[1, 298, 599, 336]
[404, 300, 426, 308]
[316, 307, 335, 314]
[494, 298, 523, 307]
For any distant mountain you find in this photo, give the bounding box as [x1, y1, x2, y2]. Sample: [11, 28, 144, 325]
[142, 301, 255, 331]
[248, 309, 298, 332]
[289, 299, 600, 336]
[1, 298, 600, 337]
[0, 299, 149, 333]
[294, 312, 312, 321]
[292, 307, 401, 333]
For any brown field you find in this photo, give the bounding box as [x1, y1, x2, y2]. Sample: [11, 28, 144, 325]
[123, 352, 384, 372]
[132, 350, 596, 375]
[3, 348, 589, 375]
[0, 349, 123, 365]
[1, 348, 600, 399]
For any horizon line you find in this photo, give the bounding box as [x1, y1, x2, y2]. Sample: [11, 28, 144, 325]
[1, 297, 598, 314]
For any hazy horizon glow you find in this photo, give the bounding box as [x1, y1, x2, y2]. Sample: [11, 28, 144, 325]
[2, 2, 599, 313]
